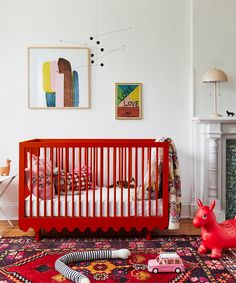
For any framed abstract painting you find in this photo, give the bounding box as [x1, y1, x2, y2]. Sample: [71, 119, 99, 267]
[115, 83, 142, 119]
[28, 47, 90, 109]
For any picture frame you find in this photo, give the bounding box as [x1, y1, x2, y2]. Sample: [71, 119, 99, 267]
[28, 47, 90, 109]
[115, 83, 142, 119]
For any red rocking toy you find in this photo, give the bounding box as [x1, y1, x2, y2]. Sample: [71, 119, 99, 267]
[193, 199, 236, 259]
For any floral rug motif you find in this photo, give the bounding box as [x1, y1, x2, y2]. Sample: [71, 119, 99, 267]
[0, 236, 235, 282]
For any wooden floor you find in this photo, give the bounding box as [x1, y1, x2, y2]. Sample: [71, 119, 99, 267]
[0, 219, 200, 238]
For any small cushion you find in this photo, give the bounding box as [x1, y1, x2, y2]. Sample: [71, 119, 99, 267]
[54, 166, 94, 195]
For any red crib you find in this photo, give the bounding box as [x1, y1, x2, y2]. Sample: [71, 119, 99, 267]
[19, 139, 169, 240]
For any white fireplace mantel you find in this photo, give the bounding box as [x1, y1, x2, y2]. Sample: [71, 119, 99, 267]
[192, 117, 236, 221]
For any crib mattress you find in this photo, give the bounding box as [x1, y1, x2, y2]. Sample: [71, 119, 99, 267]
[25, 187, 163, 217]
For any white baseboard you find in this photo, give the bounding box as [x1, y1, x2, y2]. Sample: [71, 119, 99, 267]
[0, 202, 18, 220]
[181, 202, 191, 218]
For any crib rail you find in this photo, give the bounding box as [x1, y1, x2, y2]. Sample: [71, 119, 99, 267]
[19, 139, 169, 239]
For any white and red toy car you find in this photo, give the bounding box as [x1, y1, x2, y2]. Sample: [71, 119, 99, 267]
[147, 252, 185, 274]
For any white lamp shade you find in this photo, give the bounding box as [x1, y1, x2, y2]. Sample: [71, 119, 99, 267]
[202, 68, 228, 83]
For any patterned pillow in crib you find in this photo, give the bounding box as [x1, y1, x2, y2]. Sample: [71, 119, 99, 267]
[24, 168, 53, 200]
[54, 166, 94, 195]
[24, 154, 54, 200]
[27, 154, 52, 175]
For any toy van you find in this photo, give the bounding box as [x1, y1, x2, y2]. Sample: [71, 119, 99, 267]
[147, 252, 185, 273]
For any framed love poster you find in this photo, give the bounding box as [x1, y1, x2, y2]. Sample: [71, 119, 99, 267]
[115, 83, 142, 119]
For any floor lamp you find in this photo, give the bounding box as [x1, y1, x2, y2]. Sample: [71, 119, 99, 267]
[202, 68, 228, 117]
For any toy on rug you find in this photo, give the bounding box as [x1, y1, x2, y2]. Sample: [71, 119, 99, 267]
[193, 199, 236, 259]
[147, 252, 185, 273]
[0, 159, 11, 176]
[55, 249, 131, 283]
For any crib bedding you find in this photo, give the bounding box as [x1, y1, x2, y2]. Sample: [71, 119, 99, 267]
[25, 187, 163, 217]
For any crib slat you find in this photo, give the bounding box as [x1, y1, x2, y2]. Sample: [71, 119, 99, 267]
[128, 147, 132, 217]
[156, 146, 159, 216]
[19, 145, 26, 219]
[89, 147, 92, 217]
[148, 147, 151, 217]
[79, 147, 82, 217]
[163, 143, 169, 219]
[124, 147, 127, 184]
[93, 147, 96, 217]
[113, 147, 116, 217]
[85, 147, 89, 218]
[107, 147, 110, 217]
[65, 148, 68, 217]
[142, 147, 144, 217]
[90, 147, 92, 170]
[37, 150, 39, 218]
[29, 149, 32, 217]
[100, 147, 103, 217]
[61, 148, 64, 175]
[58, 148, 61, 217]
[71, 148, 75, 217]
[66, 148, 70, 173]
[135, 147, 138, 217]
[95, 147, 98, 187]
[50, 148, 54, 217]
[119, 147, 121, 182]
[120, 147, 123, 217]
[44, 147, 46, 217]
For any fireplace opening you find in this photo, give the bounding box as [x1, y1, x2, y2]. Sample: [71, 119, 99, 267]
[226, 139, 236, 219]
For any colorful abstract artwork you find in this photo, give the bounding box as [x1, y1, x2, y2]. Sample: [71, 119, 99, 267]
[28, 47, 90, 109]
[115, 83, 142, 119]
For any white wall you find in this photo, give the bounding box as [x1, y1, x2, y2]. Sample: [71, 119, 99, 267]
[193, 0, 236, 117]
[0, 0, 192, 219]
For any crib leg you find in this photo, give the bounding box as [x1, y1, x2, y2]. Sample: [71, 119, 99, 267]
[35, 229, 41, 241]
[146, 231, 152, 240]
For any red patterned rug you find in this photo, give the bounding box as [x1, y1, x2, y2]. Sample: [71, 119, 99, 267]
[0, 236, 235, 282]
